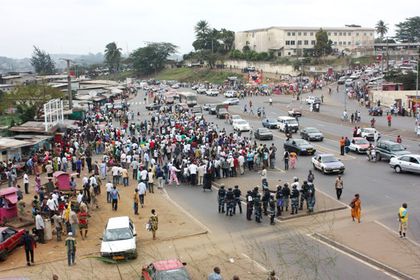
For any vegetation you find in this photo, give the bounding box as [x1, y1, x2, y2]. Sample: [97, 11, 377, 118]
[229, 49, 273, 61]
[375, 20, 389, 41]
[104, 42, 122, 73]
[30, 46, 56, 75]
[314, 29, 333, 57]
[130, 42, 177, 75]
[155, 67, 242, 84]
[0, 84, 64, 122]
[395, 16, 420, 43]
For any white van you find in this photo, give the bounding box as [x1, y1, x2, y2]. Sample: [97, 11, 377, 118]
[100, 216, 137, 260]
[277, 116, 299, 133]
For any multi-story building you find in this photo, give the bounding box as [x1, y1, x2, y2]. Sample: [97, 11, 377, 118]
[234, 26, 375, 57]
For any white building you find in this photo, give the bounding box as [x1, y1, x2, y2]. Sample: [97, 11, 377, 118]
[235, 26, 375, 57]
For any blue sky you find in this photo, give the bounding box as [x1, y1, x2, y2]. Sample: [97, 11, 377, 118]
[1, 0, 419, 58]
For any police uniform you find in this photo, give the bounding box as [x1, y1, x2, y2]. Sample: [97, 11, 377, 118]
[246, 191, 253, 220]
[290, 186, 299, 215]
[254, 194, 262, 223]
[225, 188, 235, 216]
[269, 196, 276, 225]
[233, 185, 242, 214]
[218, 186, 226, 213]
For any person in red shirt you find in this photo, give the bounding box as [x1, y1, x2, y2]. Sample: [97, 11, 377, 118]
[78, 209, 89, 240]
[396, 135, 402, 143]
[387, 114, 392, 127]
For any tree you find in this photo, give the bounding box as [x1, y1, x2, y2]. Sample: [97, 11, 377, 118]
[30, 46, 56, 75]
[104, 42, 122, 73]
[130, 42, 177, 75]
[375, 20, 389, 41]
[395, 17, 420, 42]
[314, 29, 333, 57]
[0, 83, 64, 121]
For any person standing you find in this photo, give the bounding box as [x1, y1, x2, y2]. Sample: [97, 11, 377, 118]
[335, 175, 344, 200]
[387, 113, 392, 127]
[290, 185, 299, 215]
[22, 230, 36, 266]
[350, 194, 361, 223]
[339, 137, 345, 156]
[218, 185, 226, 213]
[246, 190, 253, 220]
[51, 211, 63, 241]
[269, 195, 276, 225]
[232, 185, 242, 214]
[78, 208, 88, 240]
[283, 150, 289, 170]
[106, 181, 113, 203]
[65, 232, 76, 266]
[148, 209, 159, 240]
[398, 203, 408, 238]
[110, 186, 120, 211]
[35, 212, 45, 244]
[133, 189, 139, 215]
[138, 181, 147, 208]
[289, 151, 297, 169]
[23, 173, 29, 194]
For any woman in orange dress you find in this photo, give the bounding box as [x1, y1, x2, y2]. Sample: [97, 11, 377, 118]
[350, 194, 361, 223]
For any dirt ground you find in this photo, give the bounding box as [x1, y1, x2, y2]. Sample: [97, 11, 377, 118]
[0, 168, 268, 280]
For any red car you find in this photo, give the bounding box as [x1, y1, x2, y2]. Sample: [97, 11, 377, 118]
[141, 259, 191, 280]
[0, 227, 25, 261]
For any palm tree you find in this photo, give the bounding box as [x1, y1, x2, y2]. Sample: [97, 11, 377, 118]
[194, 20, 210, 40]
[104, 42, 122, 73]
[375, 20, 389, 40]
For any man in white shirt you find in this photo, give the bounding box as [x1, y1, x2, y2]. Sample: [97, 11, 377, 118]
[47, 195, 58, 213]
[23, 173, 29, 194]
[111, 165, 120, 185]
[106, 181, 113, 203]
[137, 181, 147, 208]
[35, 212, 45, 243]
[77, 191, 84, 204]
[188, 162, 198, 185]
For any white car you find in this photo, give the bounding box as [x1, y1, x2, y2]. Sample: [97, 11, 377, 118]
[171, 83, 180, 89]
[196, 87, 207, 94]
[305, 96, 316, 104]
[233, 120, 251, 132]
[277, 116, 299, 133]
[389, 154, 420, 174]
[100, 216, 137, 260]
[312, 154, 345, 174]
[206, 89, 219, 96]
[224, 90, 238, 98]
[360, 128, 381, 141]
[345, 79, 353, 87]
[229, 114, 242, 124]
[223, 98, 240, 105]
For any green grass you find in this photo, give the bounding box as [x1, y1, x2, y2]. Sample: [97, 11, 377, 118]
[155, 67, 244, 84]
[0, 114, 22, 127]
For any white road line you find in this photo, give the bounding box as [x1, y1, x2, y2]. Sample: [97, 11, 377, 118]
[306, 233, 401, 280]
[241, 253, 269, 272]
[162, 189, 212, 234]
[374, 220, 420, 248]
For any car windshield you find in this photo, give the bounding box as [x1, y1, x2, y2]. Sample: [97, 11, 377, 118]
[286, 119, 298, 125]
[390, 144, 405, 151]
[232, 115, 240, 119]
[157, 268, 190, 280]
[292, 139, 306, 145]
[306, 128, 319, 133]
[259, 128, 270, 133]
[321, 156, 338, 163]
[363, 128, 375, 133]
[266, 119, 276, 123]
[354, 139, 369, 144]
[236, 120, 247, 125]
[103, 228, 133, 241]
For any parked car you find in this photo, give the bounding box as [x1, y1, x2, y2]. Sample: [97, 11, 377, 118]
[100, 216, 137, 260]
[277, 116, 299, 133]
[209, 104, 217, 115]
[368, 106, 383, 116]
[202, 104, 211, 111]
[345, 79, 353, 87]
[262, 118, 279, 129]
[233, 119, 251, 132]
[300, 127, 324, 141]
[174, 103, 189, 113]
[141, 259, 191, 280]
[217, 108, 229, 119]
[375, 140, 410, 161]
[206, 89, 219, 96]
[254, 128, 273, 140]
[288, 108, 302, 117]
[284, 139, 316, 155]
[337, 76, 347, 84]
[224, 90, 238, 98]
[305, 96, 316, 104]
[222, 98, 240, 105]
[196, 87, 207, 94]
[229, 115, 242, 125]
[145, 103, 160, 111]
[312, 154, 345, 174]
[0, 227, 25, 261]
[360, 128, 381, 141]
[389, 154, 420, 174]
[349, 137, 370, 153]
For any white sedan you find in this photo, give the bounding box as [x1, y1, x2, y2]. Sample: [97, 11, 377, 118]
[224, 90, 238, 98]
[233, 120, 251, 132]
[223, 98, 240, 105]
[389, 154, 420, 174]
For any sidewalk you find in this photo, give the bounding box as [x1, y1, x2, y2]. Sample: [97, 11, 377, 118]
[315, 221, 420, 280]
[211, 171, 347, 221]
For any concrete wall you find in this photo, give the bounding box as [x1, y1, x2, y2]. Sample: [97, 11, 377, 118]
[224, 59, 296, 75]
[371, 90, 418, 107]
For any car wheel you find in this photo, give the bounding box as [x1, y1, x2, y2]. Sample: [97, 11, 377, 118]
[356, 148, 359, 153]
[394, 166, 402, 173]
[0, 250, 8, 261]
[313, 163, 317, 170]
[376, 153, 381, 161]
[321, 167, 326, 174]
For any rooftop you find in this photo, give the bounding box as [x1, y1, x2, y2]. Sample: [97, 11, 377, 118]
[239, 26, 375, 33]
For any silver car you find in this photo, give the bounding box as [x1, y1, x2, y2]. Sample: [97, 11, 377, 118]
[389, 154, 420, 174]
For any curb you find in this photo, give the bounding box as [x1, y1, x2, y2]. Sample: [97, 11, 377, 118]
[311, 232, 417, 280]
[141, 230, 208, 244]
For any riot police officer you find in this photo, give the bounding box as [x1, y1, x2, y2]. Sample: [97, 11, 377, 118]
[233, 185, 242, 214]
[262, 188, 271, 215]
[269, 195, 276, 225]
[275, 185, 283, 217]
[300, 181, 309, 210]
[218, 185, 226, 213]
[225, 187, 235, 216]
[254, 193, 262, 223]
[290, 185, 300, 215]
[246, 190, 253, 220]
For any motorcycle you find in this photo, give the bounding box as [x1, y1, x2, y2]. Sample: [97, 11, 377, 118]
[367, 149, 376, 162]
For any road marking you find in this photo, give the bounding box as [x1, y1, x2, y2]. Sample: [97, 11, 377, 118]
[307, 233, 402, 280]
[241, 253, 269, 272]
[162, 189, 212, 234]
[374, 220, 420, 248]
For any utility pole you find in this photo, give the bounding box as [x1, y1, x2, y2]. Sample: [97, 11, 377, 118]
[61, 58, 73, 109]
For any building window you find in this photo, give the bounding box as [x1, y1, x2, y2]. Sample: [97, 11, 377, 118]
[356, 33, 359, 36]
[288, 52, 291, 55]
[298, 32, 301, 36]
[334, 32, 337, 36]
[334, 41, 337, 45]
[343, 32, 346, 36]
[252, 32, 255, 38]
[311, 40, 315, 45]
[292, 32, 295, 36]
[371, 32, 374, 36]
[297, 40, 302, 45]
[364, 32, 366, 36]
[348, 32, 351, 36]
[328, 32, 331, 36]
[343, 41, 346, 45]
[339, 32, 342, 36]
[304, 40, 309, 45]
[286, 41, 290, 45]
[303, 32, 307, 36]
[287, 32, 291, 36]
[339, 41, 342, 45]
[310, 32, 313, 36]
[348, 41, 351, 45]
[291, 40, 295, 45]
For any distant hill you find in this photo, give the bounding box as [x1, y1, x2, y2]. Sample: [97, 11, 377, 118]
[0, 52, 105, 74]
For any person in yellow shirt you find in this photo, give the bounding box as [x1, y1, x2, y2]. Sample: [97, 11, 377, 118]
[398, 203, 408, 238]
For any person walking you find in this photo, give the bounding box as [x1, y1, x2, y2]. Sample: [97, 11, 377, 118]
[387, 113, 392, 127]
[22, 230, 36, 266]
[148, 209, 159, 240]
[133, 189, 139, 215]
[398, 203, 408, 238]
[350, 194, 361, 223]
[23, 172, 29, 194]
[335, 175, 344, 200]
[208, 266, 223, 280]
[110, 186, 120, 211]
[78, 208, 88, 240]
[283, 150, 290, 170]
[65, 232, 76, 266]
[339, 137, 345, 156]
[35, 212, 45, 244]
[138, 181, 147, 208]
[289, 151, 297, 169]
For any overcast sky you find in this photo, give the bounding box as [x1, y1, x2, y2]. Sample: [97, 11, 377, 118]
[2, 0, 419, 58]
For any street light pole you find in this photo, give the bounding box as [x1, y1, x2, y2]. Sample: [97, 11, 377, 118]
[61, 58, 73, 109]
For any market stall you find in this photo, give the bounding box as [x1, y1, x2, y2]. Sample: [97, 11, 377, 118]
[0, 187, 18, 225]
